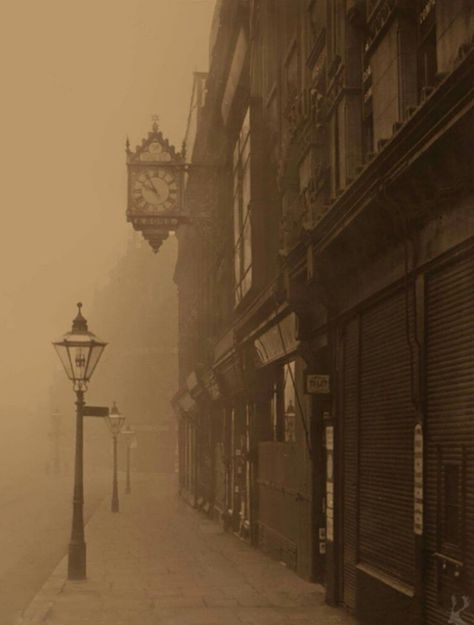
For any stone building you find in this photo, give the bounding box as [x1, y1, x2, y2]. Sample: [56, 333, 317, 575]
[172, 2, 473, 624]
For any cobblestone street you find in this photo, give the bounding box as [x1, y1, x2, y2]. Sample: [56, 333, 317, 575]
[18, 475, 356, 625]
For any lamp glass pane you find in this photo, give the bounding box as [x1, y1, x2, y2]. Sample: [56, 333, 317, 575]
[108, 415, 125, 436]
[54, 344, 74, 380]
[85, 342, 106, 380]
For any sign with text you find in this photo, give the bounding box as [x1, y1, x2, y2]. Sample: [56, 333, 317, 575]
[326, 425, 334, 542]
[414, 424, 423, 535]
[305, 373, 331, 395]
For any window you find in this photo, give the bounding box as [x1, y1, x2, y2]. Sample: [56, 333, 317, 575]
[269, 360, 297, 443]
[233, 109, 252, 305]
[327, 0, 344, 72]
[417, 0, 437, 100]
[263, 0, 278, 96]
[285, 42, 299, 104]
[332, 109, 341, 194]
[362, 63, 374, 157]
[283, 361, 296, 443]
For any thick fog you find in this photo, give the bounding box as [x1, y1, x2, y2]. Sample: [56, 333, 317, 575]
[0, 0, 214, 465]
[0, 9, 214, 619]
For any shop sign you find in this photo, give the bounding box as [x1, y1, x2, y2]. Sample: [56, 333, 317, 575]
[305, 373, 330, 395]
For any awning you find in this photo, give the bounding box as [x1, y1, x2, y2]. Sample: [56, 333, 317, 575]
[254, 312, 299, 367]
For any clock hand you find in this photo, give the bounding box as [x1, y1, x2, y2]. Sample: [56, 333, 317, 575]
[143, 172, 162, 201]
[141, 179, 155, 192]
[140, 180, 161, 204]
[144, 170, 156, 188]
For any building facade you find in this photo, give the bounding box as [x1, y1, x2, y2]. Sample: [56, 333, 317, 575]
[172, 2, 474, 624]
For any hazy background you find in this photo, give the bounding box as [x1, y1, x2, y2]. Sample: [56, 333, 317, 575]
[0, 0, 215, 466]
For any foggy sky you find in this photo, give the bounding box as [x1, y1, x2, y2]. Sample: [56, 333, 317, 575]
[0, 0, 215, 418]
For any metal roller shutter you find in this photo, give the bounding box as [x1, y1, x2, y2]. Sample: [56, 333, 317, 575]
[343, 318, 359, 609]
[425, 252, 474, 625]
[358, 290, 415, 585]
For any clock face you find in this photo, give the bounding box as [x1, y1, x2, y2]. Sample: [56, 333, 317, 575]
[131, 168, 179, 213]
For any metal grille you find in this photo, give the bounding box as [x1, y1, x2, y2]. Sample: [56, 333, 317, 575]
[425, 252, 474, 625]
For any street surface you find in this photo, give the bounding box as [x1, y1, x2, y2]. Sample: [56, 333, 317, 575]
[19, 474, 356, 625]
[0, 466, 107, 625]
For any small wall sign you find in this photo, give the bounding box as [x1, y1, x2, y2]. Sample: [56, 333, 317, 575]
[305, 373, 331, 395]
[326, 425, 335, 542]
[414, 423, 423, 536]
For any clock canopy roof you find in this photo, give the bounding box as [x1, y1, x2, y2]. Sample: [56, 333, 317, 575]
[126, 120, 184, 165]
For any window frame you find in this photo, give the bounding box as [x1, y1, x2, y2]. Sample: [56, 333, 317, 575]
[233, 108, 252, 305]
[269, 359, 297, 444]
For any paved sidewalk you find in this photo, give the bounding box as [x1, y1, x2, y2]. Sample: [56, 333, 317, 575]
[17, 475, 357, 625]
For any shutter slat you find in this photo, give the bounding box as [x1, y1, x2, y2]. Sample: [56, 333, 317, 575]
[359, 290, 415, 585]
[425, 253, 474, 625]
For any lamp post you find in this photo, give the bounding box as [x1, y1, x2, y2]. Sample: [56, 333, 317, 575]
[122, 424, 136, 495]
[106, 402, 125, 512]
[52, 303, 107, 580]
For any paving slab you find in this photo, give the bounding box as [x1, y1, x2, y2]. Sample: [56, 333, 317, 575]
[16, 475, 357, 625]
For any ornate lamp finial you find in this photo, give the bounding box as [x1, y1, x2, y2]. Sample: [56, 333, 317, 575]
[151, 114, 160, 132]
[72, 302, 88, 333]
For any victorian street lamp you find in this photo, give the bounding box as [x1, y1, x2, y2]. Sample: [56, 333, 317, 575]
[121, 424, 136, 495]
[52, 303, 107, 580]
[105, 402, 125, 512]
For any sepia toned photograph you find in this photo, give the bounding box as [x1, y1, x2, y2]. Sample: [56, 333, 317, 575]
[1, 1, 473, 624]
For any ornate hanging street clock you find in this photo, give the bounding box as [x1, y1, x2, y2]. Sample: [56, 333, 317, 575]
[126, 120, 186, 253]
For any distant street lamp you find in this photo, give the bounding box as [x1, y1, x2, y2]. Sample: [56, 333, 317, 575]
[53, 303, 107, 580]
[105, 402, 125, 512]
[122, 424, 136, 495]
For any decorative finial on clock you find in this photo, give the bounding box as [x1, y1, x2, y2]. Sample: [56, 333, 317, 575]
[125, 136, 131, 154]
[152, 114, 160, 132]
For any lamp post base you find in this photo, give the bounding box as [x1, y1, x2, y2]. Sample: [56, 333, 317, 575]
[68, 541, 86, 580]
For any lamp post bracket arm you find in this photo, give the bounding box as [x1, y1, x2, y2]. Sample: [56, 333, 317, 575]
[83, 406, 110, 417]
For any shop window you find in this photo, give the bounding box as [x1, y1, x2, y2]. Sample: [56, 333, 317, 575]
[233, 109, 252, 305]
[283, 361, 297, 443]
[270, 379, 282, 441]
[270, 360, 297, 443]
